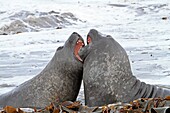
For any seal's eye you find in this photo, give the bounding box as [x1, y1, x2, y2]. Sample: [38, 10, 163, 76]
[87, 36, 92, 44]
[74, 39, 84, 62]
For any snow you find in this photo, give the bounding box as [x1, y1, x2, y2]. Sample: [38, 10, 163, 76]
[0, 0, 170, 103]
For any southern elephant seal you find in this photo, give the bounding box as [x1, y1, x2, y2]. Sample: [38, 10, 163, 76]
[79, 29, 170, 107]
[0, 32, 84, 108]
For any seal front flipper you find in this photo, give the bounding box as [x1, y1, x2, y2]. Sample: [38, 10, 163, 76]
[0, 32, 85, 108]
[121, 76, 170, 103]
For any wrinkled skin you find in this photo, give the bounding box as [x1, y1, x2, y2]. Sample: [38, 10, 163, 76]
[79, 29, 170, 107]
[0, 32, 84, 108]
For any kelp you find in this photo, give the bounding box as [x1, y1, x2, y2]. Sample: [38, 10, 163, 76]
[1, 96, 170, 113]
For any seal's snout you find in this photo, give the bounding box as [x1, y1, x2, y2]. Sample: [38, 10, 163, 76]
[72, 32, 80, 37]
[87, 29, 105, 45]
[89, 29, 98, 34]
[87, 29, 99, 44]
[72, 32, 78, 35]
[72, 32, 82, 39]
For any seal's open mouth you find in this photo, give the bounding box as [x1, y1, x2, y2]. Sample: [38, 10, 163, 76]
[74, 39, 84, 62]
[87, 35, 92, 44]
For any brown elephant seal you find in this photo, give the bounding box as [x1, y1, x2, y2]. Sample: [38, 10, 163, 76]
[79, 29, 170, 107]
[0, 32, 84, 108]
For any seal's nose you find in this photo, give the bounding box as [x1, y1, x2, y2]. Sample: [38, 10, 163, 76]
[72, 32, 78, 35]
[72, 32, 82, 38]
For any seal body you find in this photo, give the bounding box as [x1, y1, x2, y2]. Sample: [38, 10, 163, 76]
[80, 29, 170, 107]
[0, 32, 84, 108]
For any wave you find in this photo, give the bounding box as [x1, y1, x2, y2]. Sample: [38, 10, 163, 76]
[0, 84, 15, 88]
[0, 10, 84, 35]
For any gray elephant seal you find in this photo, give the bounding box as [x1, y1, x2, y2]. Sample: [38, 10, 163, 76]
[0, 32, 84, 108]
[79, 29, 170, 107]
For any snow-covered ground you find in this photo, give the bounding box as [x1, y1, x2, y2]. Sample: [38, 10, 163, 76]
[0, 0, 170, 103]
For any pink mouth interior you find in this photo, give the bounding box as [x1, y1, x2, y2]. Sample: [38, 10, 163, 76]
[74, 39, 84, 62]
[87, 36, 92, 44]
